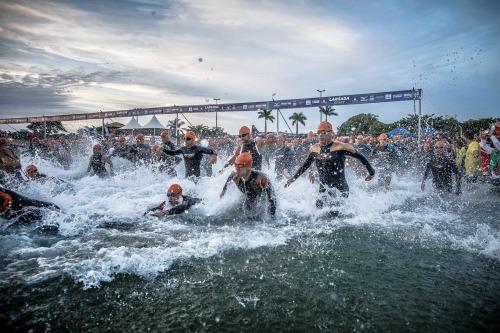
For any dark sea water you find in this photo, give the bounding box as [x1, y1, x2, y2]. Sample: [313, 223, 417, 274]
[1, 158, 499, 332]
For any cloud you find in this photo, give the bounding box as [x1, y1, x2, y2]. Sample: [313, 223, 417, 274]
[0, 0, 498, 133]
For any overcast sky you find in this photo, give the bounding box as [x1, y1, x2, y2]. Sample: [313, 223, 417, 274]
[0, 0, 499, 133]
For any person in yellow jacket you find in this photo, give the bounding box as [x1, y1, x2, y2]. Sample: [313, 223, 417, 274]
[463, 132, 481, 181]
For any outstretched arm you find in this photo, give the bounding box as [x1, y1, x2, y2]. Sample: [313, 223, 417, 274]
[220, 173, 234, 198]
[285, 153, 315, 187]
[163, 147, 183, 156]
[344, 151, 375, 177]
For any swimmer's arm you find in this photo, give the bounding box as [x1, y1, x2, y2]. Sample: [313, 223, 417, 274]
[287, 154, 315, 185]
[265, 183, 277, 217]
[145, 201, 165, 216]
[220, 173, 235, 198]
[421, 162, 431, 190]
[223, 146, 240, 169]
[344, 151, 375, 177]
[450, 161, 462, 194]
[198, 146, 216, 156]
[163, 148, 183, 156]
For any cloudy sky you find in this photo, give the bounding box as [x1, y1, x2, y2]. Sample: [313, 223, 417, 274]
[0, 0, 499, 133]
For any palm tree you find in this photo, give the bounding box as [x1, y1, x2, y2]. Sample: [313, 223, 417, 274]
[319, 105, 338, 122]
[166, 119, 186, 137]
[289, 112, 307, 135]
[187, 124, 210, 137]
[257, 109, 275, 135]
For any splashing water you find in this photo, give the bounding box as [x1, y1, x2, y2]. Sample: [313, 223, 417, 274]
[1, 152, 499, 331]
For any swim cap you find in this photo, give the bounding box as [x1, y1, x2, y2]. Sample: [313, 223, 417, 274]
[378, 133, 388, 141]
[167, 183, 183, 195]
[239, 126, 251, 135]
[151, 144, 160, 153]
[93, 143, 102, 150]
[160, 130, 169, 138]
[435, 140, 446, 148]
[184, 131, 196, 140]
[25, 164, 38, 176]
[235, 152, 253, 167]
[136, 133, 144, 140]
[317, 121, 333, 133]
[118, 136, 126, 143]
[0, 191, 13, 210]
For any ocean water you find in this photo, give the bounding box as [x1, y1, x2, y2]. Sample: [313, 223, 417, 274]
[1, 151, 499, 332]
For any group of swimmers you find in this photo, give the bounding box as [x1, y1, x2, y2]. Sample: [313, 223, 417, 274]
[1, 119, 498, 222]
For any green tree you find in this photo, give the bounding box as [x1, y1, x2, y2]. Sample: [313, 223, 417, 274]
[187, 124, 210, 137]
[289, 112, 307, 135]
[166, 119, 186, 137]
[27, 121, 67, 136]
[337, 113, 387, 135]
[205, 126, 226, 137]
[319, 105, 338, 122]
[461, 118, 498, 135]
[257, 109, 275, 135]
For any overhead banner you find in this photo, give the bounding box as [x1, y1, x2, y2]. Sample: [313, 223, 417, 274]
[0, 89, 421, 124]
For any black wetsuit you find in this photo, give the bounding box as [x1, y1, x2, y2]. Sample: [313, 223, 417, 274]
[275, 145, 294, 180]
[147, 195, 201, 216]
[130, 143, 151, 163]
[89, 153, 108, 177]
[0, 187, 59, 222]
[423, 156, 461, 194]
[112, 145, 132, 160]
[291, 142, 375, 209]
[240, 141, 262, 171]
[222, 170, 276, 217]
[371, 143, 401, 188]
[164, 145, 216, 178]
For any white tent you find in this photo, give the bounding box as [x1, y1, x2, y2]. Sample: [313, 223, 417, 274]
[142, 115, 165, 130]
[121, 117, 142, 130]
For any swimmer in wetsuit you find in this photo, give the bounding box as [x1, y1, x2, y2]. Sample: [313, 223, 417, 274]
[0, 137, 23, 184]
[0, 186, 60, 222]
[222, 126, 264, 171]
[421, 140, 461, 195]
[285, 121, 375, 212]
[87, 144, 113, 177]
[163, 131, 217, 178]
[220, 152, 276, 218]
[146, 183, 202, 217]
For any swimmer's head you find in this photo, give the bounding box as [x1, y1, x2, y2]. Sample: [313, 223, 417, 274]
[317, 121, 333, 145]
[25, 164, 39, 178]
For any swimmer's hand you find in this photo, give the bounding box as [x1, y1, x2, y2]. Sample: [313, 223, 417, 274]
[151, 210, 169, 217]
[365, 174, 374, 181]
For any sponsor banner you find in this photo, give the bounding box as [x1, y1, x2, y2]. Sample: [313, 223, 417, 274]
[0, 89, 421, 124]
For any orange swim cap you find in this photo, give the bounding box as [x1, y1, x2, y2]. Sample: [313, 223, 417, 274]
[239, 126, 251, 135]
[378, 133, 388, 141]
[434, 140, 446, 148]
[25, 164, 38, 176]
[0, 191, 13, 210]
[118, 136, 126, 143]
[184, 131, 196, 140]
[167, 183, 183, 195]
[151, 144, 160, 153]
[235, 152, 253, 168]
[317, 121, 333, 133]
[160, 130, 169, 138]
[136, 133, 144, 140]
[93, 143, 102, 150]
